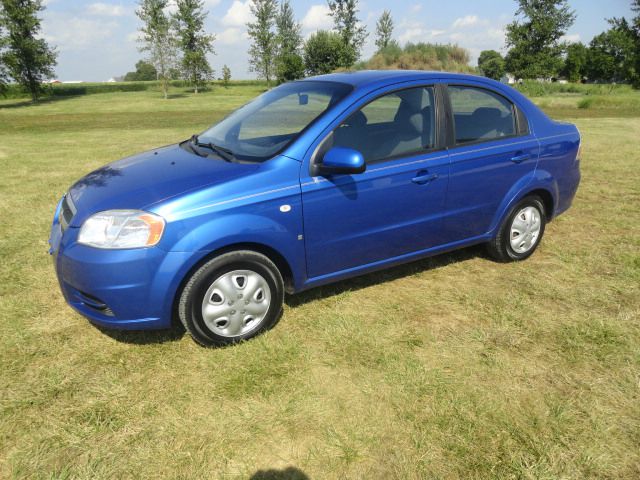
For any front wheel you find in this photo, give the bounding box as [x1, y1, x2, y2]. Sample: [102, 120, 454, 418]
[486, 195, 546, 262]
[178, 251, 284, 347]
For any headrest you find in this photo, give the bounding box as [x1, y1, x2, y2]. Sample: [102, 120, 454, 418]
[345, 110, 367, 128]
[471, 107, 502, 121]
[396, 89, 428, 112]
[406, 113, 423, 134]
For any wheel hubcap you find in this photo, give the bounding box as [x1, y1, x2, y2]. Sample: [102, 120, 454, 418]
[201, 270, 271, 337]
[509, 206, 542, 254]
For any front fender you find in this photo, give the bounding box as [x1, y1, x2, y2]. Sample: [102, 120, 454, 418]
[488, 168, 559, 235]
[164, 211, 307, 290]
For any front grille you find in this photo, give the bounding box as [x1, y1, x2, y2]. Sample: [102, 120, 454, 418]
[59, 194, 76, 231]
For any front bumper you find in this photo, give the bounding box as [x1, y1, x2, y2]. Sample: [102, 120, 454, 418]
[49, 200, 193, 330]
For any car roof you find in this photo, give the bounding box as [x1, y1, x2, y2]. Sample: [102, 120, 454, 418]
[302, 70, 483, 89]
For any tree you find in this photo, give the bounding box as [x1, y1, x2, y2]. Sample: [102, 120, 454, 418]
[303, 30, 345, 76]
[375, 10, 393, 52]
[0, 17, 8, 96]
[276, 52, 304, 83]
[586, 19, 636, 83]
[0, 0, 57, 102]
[634, 0, 640, 87]
[174, 0, 215, 93]
[275, 0, 303, 83]
[561, 42, 587, 82]
[136, 0, 179, 99]
[505, 0, 575, 79]
[124, 60, 158, 81]
[221, 64, 231, 88]
[478, 50, 505, 80]
[327, 0, 367, 68]
[247, 0, 278, 85]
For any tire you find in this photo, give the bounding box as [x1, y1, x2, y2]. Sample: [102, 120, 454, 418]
[178, 251, 284, 347]
[486, 195, 546, 262]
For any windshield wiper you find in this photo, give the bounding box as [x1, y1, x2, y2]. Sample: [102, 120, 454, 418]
[181, 137, 207, 157]
[191, 134, 235, 162]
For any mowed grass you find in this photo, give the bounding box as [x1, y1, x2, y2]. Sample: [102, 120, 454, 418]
[1, 84, 639, 479]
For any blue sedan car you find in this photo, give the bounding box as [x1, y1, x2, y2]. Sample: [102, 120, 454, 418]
[49, 71, 581, 347]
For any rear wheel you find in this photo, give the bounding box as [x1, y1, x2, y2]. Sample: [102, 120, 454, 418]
[178, 251, 284, 347]
[487, 195, 546, 262]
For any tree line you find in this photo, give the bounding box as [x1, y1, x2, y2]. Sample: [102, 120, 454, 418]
[478, 0, 640, 86]
[2, 0, 639, 103]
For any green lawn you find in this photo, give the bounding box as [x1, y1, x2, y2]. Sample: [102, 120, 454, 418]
[1, 85, 639, 479]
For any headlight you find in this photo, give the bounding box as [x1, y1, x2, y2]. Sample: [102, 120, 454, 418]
[78, 210, 165, 249]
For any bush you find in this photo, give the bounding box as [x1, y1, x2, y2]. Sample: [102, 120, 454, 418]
[2, 79, 271, 100]
[49, 83, 148, 96]
[578, 97, 593, 109]
[357, 42, 475, 73]
[304, 31, 346, 76]
[516, 80, 633, 97]
[124, 61, 158, 82]
[276, 53, 305, 84]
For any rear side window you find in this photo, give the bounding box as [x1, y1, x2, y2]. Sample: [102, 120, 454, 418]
[331, 86, 436, 164]
[448, 86, 516, 144]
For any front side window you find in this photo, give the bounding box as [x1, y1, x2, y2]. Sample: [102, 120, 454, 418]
[330, 86, 436, 164]
[449, 85, 516, 144]
[199, 81, 352, 161]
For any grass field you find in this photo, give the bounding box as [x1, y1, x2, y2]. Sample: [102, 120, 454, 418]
[1, 83, 639, 479]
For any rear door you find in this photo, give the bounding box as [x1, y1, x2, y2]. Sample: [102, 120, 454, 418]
[442, 84, 539, 241]
[300, 83, 450, 280]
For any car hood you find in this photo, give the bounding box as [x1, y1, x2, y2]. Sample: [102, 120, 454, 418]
[67, 144, 259, 227]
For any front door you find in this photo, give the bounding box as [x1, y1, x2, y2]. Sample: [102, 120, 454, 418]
[301, 85, 450, 280]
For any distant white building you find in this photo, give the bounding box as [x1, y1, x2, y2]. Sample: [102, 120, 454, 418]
[501, 73, 517, 85]
[62, 80, 83, 84]
[106, 77, 117, 83]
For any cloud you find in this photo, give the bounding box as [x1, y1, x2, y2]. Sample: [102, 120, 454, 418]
[127, 31, 143, 44]
[391, 13, 510, 66]
[87, 2, 125, 16]
[452, 15, 479, 29]
[397, 21, 446, 44]
[487, 28, 505, 39]
[222, 0, 252, 27]
[302, 4, 332, 31]
[218, 27, 248, 45]
[162, 0, 219, 16]
[42, 16, 117, 51]
[562, 34, 581, 44]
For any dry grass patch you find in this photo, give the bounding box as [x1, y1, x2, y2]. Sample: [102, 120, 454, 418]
[1, 88, 639, 479]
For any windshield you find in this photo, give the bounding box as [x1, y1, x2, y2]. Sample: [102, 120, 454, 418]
[197, 81, 352, 162]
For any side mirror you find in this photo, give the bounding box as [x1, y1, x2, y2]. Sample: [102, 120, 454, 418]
[316, 147, 366, 176]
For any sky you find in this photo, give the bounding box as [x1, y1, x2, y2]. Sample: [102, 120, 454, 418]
[40, 0, 636, 82]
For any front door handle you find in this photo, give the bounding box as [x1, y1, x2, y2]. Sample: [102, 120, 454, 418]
[511, 153, 531, 164]
[412, 171, 439, 185]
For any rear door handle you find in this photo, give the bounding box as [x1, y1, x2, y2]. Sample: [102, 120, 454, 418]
[412, 171, 439, 185]
[511, 153, 531, 164]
